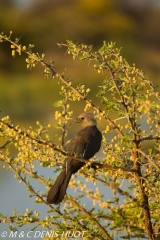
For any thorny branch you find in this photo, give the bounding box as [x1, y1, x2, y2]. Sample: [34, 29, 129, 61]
[69, 198, 113, 240]
[0, 155, 110, 239]
[0, 33, 124, 138]
[0, 33, 159, 240]
[136, 149, 160, 172]
[0, 119, 136, 174]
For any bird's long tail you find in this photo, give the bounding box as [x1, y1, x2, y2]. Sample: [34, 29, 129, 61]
[47, 169, 72, 205]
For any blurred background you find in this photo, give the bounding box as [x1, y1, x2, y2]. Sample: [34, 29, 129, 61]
[0, 0, 160, 238]
[1, 0, 160, 126]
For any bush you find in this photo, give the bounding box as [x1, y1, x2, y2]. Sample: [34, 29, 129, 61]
[0, 32, 160, 240]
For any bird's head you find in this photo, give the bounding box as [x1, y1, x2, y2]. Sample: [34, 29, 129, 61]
[75, 112, 97, 128]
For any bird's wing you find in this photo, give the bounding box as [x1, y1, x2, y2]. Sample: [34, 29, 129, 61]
[64, 126, 102, 173]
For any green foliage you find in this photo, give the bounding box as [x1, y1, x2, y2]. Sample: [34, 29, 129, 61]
[0, 32, 160, 240]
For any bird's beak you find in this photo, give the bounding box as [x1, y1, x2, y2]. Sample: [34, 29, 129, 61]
[75, 118, 80, 123]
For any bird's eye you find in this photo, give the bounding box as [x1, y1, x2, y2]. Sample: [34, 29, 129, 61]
[81, 117, 84, 120]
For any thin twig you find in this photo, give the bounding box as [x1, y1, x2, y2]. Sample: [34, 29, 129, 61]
[0, 33, 124, 138]
[0, 141, 11, 149]
[1, 119, 136, 173]
[136, 149, 160, 171]
[69, 198, 113, 240]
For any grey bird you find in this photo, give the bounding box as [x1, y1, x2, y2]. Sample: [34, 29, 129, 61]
[47, 112, 102, 205]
